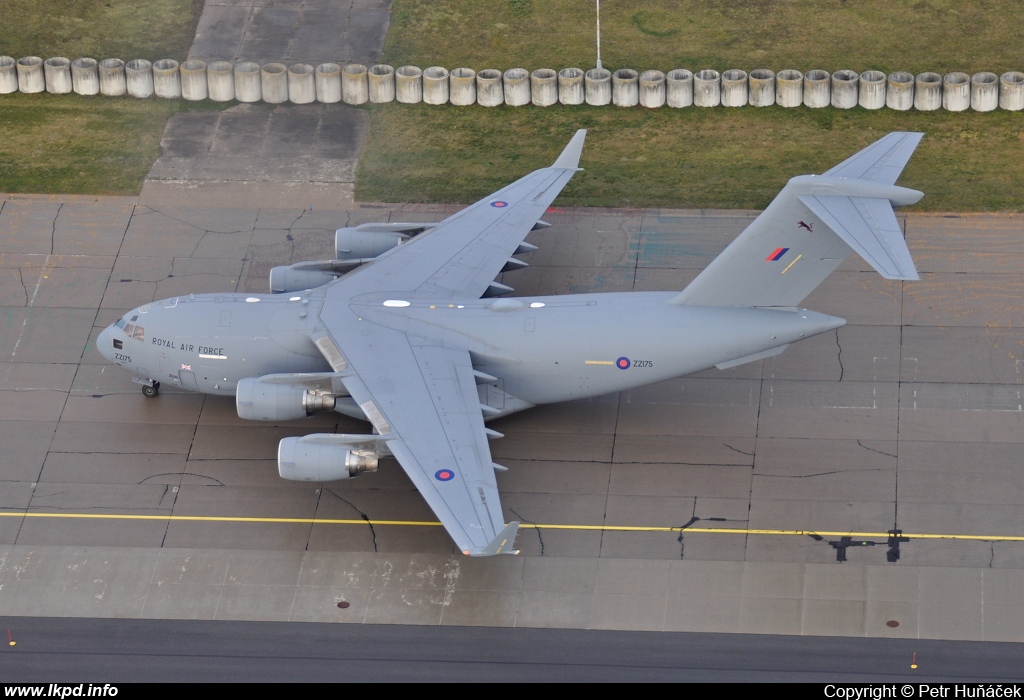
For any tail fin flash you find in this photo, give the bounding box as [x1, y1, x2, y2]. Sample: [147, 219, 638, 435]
[670, 132, 923, 308]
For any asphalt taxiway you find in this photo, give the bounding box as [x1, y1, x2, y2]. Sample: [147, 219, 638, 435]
[1, 195, 1023, 638]
[4, 617, 1024, 682]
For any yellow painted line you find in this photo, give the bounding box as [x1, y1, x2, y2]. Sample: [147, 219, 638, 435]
[584, 360, 614, 365]
[0, 512, 441, 526]
[0, 511, 1022, 541]
[781, 253, 803, 275]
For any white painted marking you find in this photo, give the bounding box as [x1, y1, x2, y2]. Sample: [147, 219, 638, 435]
[383, 300, 410, 308]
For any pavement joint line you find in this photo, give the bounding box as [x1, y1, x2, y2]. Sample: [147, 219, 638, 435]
[0, 511, 1021, 541]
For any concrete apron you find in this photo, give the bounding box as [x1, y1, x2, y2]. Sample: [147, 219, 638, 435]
[2, 194, 1024, 642]
[140, 0, 391, 210]
[0, 544, 1015, 640]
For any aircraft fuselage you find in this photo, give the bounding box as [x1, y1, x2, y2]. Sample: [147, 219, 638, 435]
[97, 290, 844, 412]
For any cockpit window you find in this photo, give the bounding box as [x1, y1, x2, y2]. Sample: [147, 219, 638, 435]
[124, 324, 135, 336]
[132, 326, 145, 341]
[130, 315, 138, 322]
[115, 318, 126, 329]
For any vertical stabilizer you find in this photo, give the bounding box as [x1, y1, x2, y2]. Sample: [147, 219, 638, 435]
[669, 133, 923, 308]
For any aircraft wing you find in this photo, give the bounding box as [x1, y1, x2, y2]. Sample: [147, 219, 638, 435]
[313, 319, 519, 556]
[331, 129, 586, 299]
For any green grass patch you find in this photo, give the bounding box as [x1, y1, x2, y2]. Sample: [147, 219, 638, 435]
[0, 0, 203, 61]
[0, 0, 205, 195]
[361, 0, 1024, 211]
[357, 103, 1024, 212]
[384, 0, 1021, 76]
[0, 94, 223, 196]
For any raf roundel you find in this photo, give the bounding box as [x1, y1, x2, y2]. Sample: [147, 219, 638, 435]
[434, 469, 455, 482]
[616, 356, 631, 370]
[490, 200, 508, 208]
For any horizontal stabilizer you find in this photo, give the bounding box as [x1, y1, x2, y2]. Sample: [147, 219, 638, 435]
[823, 132, 924, 185]
[799, 194, 918, 280]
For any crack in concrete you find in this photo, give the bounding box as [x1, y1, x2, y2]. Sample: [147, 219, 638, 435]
[835, 328, 844, 381]
[15, 267, 28, 306]
[50, 203, 62, 255]
[857, 439, 897, 459]
[286, 208, 308, 232]
[510, 508, 543, 556]
[47, 450, 188, 456]
[758, 468, 887, 478]
[325, 488, 377, 552]
[135, 206, 206, 232]
[24, 505, 172, 513]
[676, 508, 698, 560]
[139, 473, 225, 487]
[722, 442, 754, 457]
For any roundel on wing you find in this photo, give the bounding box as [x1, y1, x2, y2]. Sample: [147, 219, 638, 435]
[490, 200, 508, 208]
[434, 469, 455, 482]
[616, 357, 630, 370]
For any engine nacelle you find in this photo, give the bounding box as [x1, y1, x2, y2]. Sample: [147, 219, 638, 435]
[278, 438, 379, 481]
[269, 266, 339, 293]
[335, 222, 433, 260]
[236, 378, 336, 421]
[335, 228, 406, 261]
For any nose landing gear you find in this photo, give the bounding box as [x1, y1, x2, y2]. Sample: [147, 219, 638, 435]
[133, 376, 161, 398]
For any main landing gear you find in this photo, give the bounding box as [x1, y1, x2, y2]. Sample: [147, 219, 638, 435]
[137, 380, 160, 398]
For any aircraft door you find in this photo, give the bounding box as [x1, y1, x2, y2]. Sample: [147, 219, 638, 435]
[179, 370, 200, 392]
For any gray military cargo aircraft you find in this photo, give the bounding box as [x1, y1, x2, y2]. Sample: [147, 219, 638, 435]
[97, 130, 924, 556]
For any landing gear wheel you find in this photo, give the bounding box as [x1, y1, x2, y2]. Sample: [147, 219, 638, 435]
[142, 383, 159, 398]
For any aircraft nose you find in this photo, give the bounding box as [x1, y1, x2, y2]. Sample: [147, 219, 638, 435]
[96, 326, 115, 362]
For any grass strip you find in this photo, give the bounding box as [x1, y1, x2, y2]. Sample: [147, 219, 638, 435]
[357, 102, 1024, 211]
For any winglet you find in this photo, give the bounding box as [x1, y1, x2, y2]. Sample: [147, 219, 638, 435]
[552, 129, 587, 170]
[467, 521, 520, 556]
